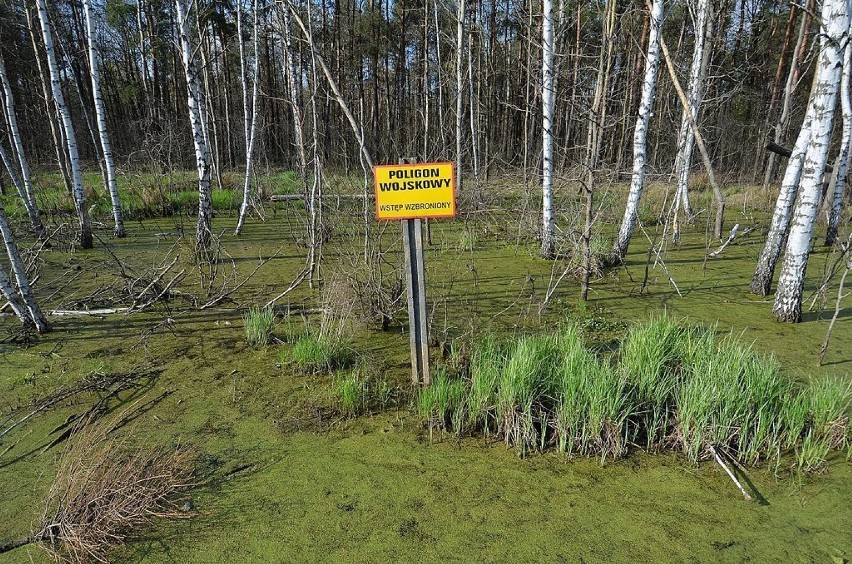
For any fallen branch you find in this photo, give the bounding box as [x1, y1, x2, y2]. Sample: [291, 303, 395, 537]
[265, 266, 310, 308]
[710, 445, 753, 501]
[200, 247, 283, 309]
[129, 269, 186, 313]
[129, 255, 180, 310]
[818, 260, 851, 365]
[48, 308, 129, 316]
[538, 264, 573, 315]
[269, 193, 372, 201]
[640, 226, 682, 297]
[2, 408, 197, 561]
[0, 370, 158, 442]
[767, 141, 833, 173]
[707, 224, 755, 258]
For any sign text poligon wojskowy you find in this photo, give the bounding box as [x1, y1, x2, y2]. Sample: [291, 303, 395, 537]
[373, 162, 456, 220]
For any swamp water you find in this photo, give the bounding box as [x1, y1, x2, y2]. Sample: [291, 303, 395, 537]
[0, 206, 850, 562]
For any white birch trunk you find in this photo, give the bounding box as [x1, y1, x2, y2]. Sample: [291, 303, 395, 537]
[434, 0, 447, 153]
[306, 22, 323, 286]
[175, 0, 213, 253]
[286, 4, 373, 169]
[281, 6, 307, 177]
[235, 0, 261, 236]
[540, 0, 556, 258]
[611, 0, 664, 262]
[0, 55, 43, 237]
[774, 1, 850, 322]
[468, 23, 479, 182]
[0, 144, 26, 206]
[82, 0, 125, 238]
[456, 0, 465, 193]
[0, 259, 28, 325]
[35, 0, 93, 249]
[825, 33, 852, 247]
[750, 79, 820, 295]
[0, 205, 49, 332]
[673, 0, 710, 222]
[763, 0, 814, 191]
[25, 2, 72, 197]
[581, 0, 616, 299]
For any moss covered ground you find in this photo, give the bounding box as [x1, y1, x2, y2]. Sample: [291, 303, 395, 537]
[0, 179, 850, 562]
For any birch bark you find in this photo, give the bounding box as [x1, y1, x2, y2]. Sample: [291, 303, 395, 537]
[0, 56, 43, 237]
[281, 4, 308, 180]
[0, 205, 49, 332]
[774, 1, 850, 322]
[82, 0, 125, 238]
[235, 0, 260, 236]
[456, 0, 465, 194]
[672, 0, 710, 225]
[825, 32, 852, 247]
[175, 0, 213, 254]
[0, 259, 28, 326]
[581, 0, 616, 300]
[610, 0, 664, 263]
[35, 0, 93, 249]
[24, 2, 72, 197]
[540, 0, 556, 259]
[750, 81, 823, 295]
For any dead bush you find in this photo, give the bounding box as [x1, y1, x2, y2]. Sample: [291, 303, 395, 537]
[33, 413, 195, 563]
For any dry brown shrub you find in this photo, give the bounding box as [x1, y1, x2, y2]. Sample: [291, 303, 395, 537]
[140, 184, 167, 211]
[35, 413, 195, 563]
[319, 272, 358, 340]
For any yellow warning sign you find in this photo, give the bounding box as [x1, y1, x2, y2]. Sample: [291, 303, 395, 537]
[374, 162, 456, 220]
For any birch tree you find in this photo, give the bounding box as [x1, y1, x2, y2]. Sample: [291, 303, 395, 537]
[0, 204, 50, 333]
[773, 1, 850, 322]
[235, 0, 261, 236]
[762, 0, 816, 190]
[825, 34, 852, 247]
[581, 0, 616, 300]
[456, 0, 465, 194]
[610, 0, 664, 263]
[0, 55, 43, 238]
[35, 0, 93, 249]
[540, 0, 556, 259]
[82, 0, 125, 238]
[672, 0, 711, 230]
[175, 0, 213, 254]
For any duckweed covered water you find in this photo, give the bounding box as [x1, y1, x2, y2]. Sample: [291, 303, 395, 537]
[1, 191, 850, 562]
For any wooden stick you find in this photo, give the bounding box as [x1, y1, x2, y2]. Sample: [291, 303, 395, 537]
[818, 262, 851, 365]
[710, 445, 753, 501]
[49, 308, 129, 316]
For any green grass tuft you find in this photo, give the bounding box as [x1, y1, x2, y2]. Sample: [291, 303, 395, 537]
[417, 369, 466, 439]
[287, 333, 354, 374]
[243, 306, 275, 346]
[336, 370, 368, 416]
[417, 318, 850, 472]
[496, 333, 562, 453]
[466, 335, 506, 434]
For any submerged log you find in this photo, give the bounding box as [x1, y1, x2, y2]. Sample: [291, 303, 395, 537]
[269, 193, 372, 202]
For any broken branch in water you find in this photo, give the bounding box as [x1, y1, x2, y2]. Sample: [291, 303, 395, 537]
[707, 224, 755, 258]
[201, 246, 283, 309]
[710, 445, 753, 501]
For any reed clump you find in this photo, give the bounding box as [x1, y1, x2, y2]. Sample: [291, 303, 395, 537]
[417, 317, 851, 471]
[334, 364, 397, 417]
[287, 333, 354, 374]
[243, 306, 276, 346]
